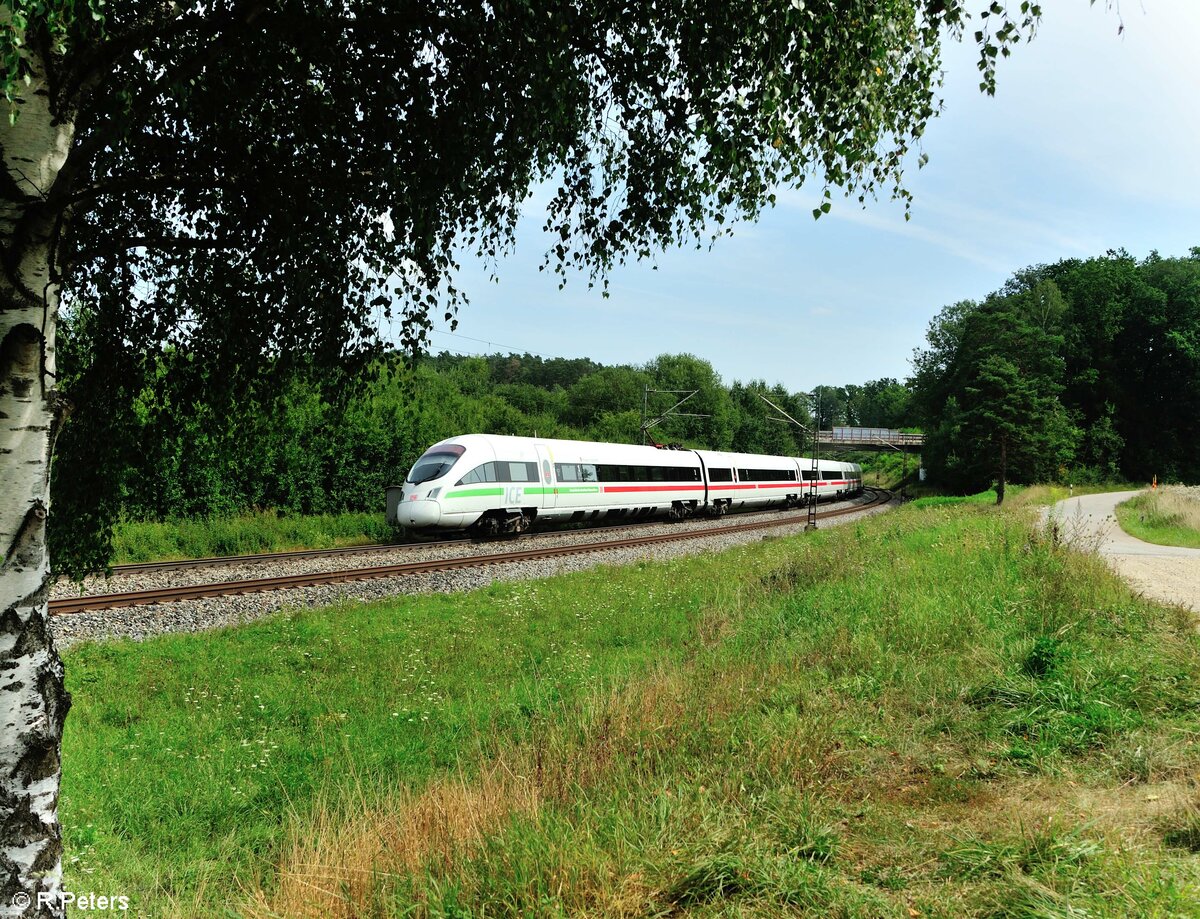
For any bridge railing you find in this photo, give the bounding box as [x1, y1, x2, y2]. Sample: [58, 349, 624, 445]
[816, 428, 924, 448]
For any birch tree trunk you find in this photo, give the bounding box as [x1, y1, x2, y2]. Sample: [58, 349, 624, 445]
[0, 45, 75, 919]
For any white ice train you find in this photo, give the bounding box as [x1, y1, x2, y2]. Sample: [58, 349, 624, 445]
[388, 434, 862, 534]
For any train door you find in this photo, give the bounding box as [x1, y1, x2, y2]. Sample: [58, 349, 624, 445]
[534, 444, 557, 511]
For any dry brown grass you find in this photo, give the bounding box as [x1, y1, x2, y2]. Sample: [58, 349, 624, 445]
[252, 647, 1175, 914]
[242, 756, 542, 917]
[243, 609, 845, 919]
[243, 760, 542, 919]
[1146, 484, 1200, 531]
[242, 663, 701, 919]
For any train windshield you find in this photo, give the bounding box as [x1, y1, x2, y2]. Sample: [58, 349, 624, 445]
[406, 445, 466, 484]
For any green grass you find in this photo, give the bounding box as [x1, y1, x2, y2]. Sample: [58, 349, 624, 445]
[912, 483, 1138, 510]
[110, 509, 396, 563]
[60, 501, 1200, 917]
[909, 487, 1021, 507]
[1116, 489, 1200, 550]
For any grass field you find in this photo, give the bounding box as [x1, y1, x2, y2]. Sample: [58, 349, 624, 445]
[1117, 486, 1200, 549]
[110, 509, 395, 563]
[60, 493, 1200, 917]
[908, 487, 1019, 508]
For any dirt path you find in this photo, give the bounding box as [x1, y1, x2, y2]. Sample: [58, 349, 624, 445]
[1045, 489, 1200, 612]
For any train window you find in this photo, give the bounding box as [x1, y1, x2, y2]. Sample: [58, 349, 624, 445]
[820, 470, 837, 480]
[461, 461, 538, 485]
[556, 463, 597, 482]
[661, 466, 691, 481]
[708, 468, 733, 482]
[736, 468, 797, 482]
[802, 470, 817, 481]
[506, 462, 537, 483]
[457, 462, 495, 485]
[593, 464, 700, 483]
[406, 447, 465, 484]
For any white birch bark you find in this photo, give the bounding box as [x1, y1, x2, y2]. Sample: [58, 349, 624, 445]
[0, 42, 75, 919]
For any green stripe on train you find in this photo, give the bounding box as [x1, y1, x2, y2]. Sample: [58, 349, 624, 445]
[445, 485, 602, 499]
[523, 486, 600, 495]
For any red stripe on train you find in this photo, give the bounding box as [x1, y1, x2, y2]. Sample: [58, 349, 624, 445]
[602, 485, 705, 493]
[599, 481, 852, 493]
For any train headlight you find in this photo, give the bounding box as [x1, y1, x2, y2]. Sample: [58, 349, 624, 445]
[427, 487, 442, 499]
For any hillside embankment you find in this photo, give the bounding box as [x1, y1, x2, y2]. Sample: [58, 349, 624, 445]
[61, 496, 1200, 917]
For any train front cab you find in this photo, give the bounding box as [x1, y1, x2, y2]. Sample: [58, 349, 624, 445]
[388, 442, 467, 529]
[440, 437, 557, 534]
[390, 437, 551, 534]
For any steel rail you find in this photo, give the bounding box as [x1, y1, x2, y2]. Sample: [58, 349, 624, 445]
[102, 540, 467, 576]
[51, 490, 890, 616]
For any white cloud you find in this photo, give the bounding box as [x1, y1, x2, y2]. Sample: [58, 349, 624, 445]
[824, 203, 1013, 273]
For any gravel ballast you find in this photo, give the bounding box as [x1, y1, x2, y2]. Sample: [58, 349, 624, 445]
[51, 496, 893, 649]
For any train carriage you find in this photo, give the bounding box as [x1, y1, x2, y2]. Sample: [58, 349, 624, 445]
[388, 434, 862, 534]
[693, 450, 803, 515]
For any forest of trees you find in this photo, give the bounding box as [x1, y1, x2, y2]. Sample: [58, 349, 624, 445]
[50, 343, 912, 548]
[911, 248, 1200, 499]
[51, 247, 1200, 543]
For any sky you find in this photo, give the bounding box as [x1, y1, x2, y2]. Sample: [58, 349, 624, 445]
[404, 2, 1200, 393]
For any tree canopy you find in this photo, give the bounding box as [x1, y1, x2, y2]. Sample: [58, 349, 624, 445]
[912, 249, 1200, 498]
[1, 3, 1049, 911]
[0, 0, 1044, 576]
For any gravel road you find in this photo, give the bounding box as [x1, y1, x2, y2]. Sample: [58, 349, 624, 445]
[1044, 490, 1200, 613]
[51, 496, 892, 649]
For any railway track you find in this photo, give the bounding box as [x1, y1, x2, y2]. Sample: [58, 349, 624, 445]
[103, 539, 468, 576]
[52, 489, 890, 616]
[102, 497, 831, 577]
[101, 502, 818, 577]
